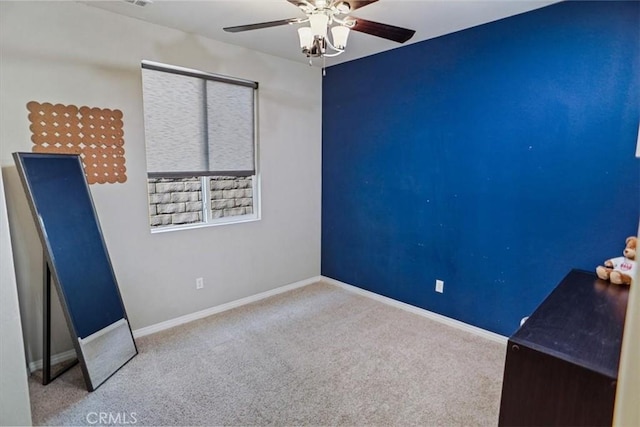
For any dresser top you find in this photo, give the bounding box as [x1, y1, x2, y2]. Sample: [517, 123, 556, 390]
[511, 269, 629, 379]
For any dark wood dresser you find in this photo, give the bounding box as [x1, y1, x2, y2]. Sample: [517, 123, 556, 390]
[498, 269, 629, 426]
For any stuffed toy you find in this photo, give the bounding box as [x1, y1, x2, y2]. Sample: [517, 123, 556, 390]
[596, 236, 637, 286]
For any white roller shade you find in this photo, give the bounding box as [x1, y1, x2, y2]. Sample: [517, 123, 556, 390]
[141, 63, 256, 177]
[206, 80, 255, 174]
[142, 69, 206, 175]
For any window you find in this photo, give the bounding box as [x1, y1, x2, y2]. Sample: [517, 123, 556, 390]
[141, 61, 259, 231]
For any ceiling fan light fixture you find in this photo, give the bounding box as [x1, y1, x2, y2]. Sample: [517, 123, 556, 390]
[309, 13, 329, 38]
[297, 27, 313, 49]
[331, 25, 350, 49]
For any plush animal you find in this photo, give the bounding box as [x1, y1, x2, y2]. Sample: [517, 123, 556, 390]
[596, 236, 637, 286]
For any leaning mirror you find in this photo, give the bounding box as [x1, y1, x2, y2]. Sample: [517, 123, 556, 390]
[13, 152, 137, 391]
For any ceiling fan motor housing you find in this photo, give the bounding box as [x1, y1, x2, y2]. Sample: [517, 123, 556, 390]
[303, 37, 327, 57]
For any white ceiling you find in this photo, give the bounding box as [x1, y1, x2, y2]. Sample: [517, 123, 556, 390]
[83, 0, 560, 67]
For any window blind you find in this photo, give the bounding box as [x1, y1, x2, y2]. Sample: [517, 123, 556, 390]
[206, 80, 255, 174]
[141, 62, 256, 178]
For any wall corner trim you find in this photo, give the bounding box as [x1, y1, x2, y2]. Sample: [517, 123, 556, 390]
[321, 276, 508, 345]
[132, 276, 323, 338]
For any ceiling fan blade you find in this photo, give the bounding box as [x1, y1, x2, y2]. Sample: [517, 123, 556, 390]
[223, 18, 304, 33]
[348, 17, 415, 43]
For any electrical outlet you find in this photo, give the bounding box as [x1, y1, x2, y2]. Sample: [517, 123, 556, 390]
[435, 279, 444, 293]
[196, 277, 204, 290]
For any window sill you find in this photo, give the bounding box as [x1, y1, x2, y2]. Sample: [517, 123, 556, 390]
[150, 214, 260, 234]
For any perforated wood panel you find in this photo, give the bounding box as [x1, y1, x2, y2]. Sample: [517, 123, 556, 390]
[27, 101, 127, 184]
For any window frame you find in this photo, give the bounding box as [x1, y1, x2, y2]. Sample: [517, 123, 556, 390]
[141, 61, 261, 233]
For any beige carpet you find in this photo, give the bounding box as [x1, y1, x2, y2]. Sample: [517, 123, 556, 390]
[29, 281, 506, 426]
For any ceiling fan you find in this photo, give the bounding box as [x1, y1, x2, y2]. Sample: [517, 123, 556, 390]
[223, 0, 415, 62]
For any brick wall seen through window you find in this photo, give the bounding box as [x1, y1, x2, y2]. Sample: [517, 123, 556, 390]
[148, 176, 254, 228]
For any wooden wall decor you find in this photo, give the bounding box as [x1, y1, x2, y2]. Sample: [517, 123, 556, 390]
[27, 101, 127, 184]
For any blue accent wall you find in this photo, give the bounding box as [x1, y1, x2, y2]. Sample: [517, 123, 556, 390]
[321, 1, 640, 336]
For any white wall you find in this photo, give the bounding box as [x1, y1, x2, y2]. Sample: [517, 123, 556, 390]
[613, 220, 640, 426]
[0, 172, 32, 427]
[0, 1, 322, 366]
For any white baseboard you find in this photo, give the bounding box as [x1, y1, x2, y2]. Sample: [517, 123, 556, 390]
[29, 349, 77, 373]
[132, 274, 506, 344]
[28, 275, 504, 372]
[322, 276, 508, 345]
[132, 276, 323, 338]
